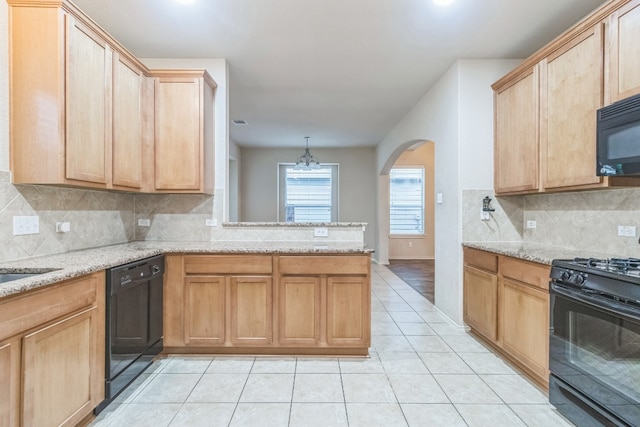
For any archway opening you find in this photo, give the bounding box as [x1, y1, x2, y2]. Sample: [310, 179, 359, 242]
[378, 139, 435, 302]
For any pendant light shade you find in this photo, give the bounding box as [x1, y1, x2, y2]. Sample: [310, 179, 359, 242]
[294, 137, 321, 170]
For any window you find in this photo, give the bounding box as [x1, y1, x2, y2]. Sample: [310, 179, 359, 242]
[389, 167, 424, 234]
[278, 164, 339, 222]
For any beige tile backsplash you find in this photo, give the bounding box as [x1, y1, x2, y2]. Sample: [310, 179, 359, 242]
[1, 171, 134, 262]
[1, 171, 363, 263]
[463, 188, 640, 257]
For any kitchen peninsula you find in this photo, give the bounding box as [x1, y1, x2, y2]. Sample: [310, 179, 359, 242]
[0, 223, 371, 426]
[0, 222, 372, 354]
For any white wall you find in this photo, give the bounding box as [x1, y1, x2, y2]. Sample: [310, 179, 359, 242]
[240, 146, 377, 250]
[141, 57, 229, 221]
[376, 59, 521, 325]
[228, 138, 241, 222]
[1, 0, 9, 171]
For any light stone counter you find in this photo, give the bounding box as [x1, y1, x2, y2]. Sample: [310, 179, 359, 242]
[0, 241, 372, 299]
[463, 241, 617, 265]
[222, 222, 367, 227]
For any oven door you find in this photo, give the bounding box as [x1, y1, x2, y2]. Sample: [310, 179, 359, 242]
[550, 284, 640, 426]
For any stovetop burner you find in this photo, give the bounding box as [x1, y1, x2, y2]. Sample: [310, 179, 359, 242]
[551, 257, 640, 303]
[570, 257, 640, 277]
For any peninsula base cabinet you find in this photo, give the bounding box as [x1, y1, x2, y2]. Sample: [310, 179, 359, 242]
[0, 272, 105, 427]
[164, 253, 371, 355]
[463, 247, 550, 389]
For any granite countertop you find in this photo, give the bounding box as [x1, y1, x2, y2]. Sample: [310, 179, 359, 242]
[463, 241, 616, 265]
[221, 222, 367, 227]
[0, 241, 373, 299]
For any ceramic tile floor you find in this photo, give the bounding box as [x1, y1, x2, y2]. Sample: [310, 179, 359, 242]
[90, 264, 574, 427]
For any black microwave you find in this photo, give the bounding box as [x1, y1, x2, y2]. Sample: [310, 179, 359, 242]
[597, 93, 640, 176]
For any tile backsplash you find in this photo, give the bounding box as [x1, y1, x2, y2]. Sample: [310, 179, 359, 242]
[0, 172, 362, 263]
[0, 170, 217, 262]
[463, 188, 640, 257]
[0, 171, 134, 261]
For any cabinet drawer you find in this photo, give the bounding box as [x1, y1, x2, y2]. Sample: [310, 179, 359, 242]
[278, 255, 369, 275]
[0, 273, 99, 341]
[463, 248, 498, 273]
[501, 257, 550, 291]
[184, 255, 272, 275]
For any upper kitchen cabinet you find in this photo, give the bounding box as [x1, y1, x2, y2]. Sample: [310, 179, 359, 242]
[539, 24, 604, 190]
[151, 70, 216, 194]
[112, 53, 154, 192]
[8, 0, 149, 191]
[494, 66, 539, 194]
[493, 0, 640, 195]
[607, 0, 640, 103]
[9, 0, 216, 194]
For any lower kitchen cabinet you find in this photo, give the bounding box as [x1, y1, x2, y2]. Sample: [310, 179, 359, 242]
[164, 253, 371, 355]
[0, 272, 105, 427]
[22, 307, 98, 426]
[463, 248, 499, 342]
[463, 247, 550, 389]
[0, 340, 19, 427]
[501, 277, 549, 382]
[230, 276, 273, 346]
[183, 276, 226, 345]
[463, 265, 498, 342]
[326, 276, 369, 346]
[278, 276, 321, 346]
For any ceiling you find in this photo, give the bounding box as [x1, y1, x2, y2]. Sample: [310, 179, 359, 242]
[72, 0, 605, 149]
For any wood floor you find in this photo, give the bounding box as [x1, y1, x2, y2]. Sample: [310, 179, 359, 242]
[387, 259, 434, 303]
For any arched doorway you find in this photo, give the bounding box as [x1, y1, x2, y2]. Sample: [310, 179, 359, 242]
[377, 139, 435, 302]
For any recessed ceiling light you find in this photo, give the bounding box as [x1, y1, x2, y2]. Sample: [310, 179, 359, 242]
[433, 0, 455, 5]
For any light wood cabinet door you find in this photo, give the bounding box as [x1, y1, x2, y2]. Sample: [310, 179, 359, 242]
[494, 67, 539, 194]
[608, 0, 640, 103]
[230, 276, 273, 346]
[184, 276, 226, 345]
[22, 307, 99, 427]
[154, 76, 202, 192]
[65, 16, 110, 186]
[0, 340, 20, 427]
[112, 52, 145, 190]
[327, 276, 370, 347]
[278, 276, 321, 346]
[463, 265, 498, 342]
[501, 278, 550, 384]
[540, 24, 604, 190]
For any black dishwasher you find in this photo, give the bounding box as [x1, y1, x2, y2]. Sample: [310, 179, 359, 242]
[95, 254, 164, 414]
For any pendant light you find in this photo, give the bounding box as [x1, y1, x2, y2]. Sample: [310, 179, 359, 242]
[294, 137, 321, 170]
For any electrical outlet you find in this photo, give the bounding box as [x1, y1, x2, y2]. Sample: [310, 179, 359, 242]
[13, 216, 39, 235]
[436, 193, 443, 204]
[408, 241, 413, 248]
[526, 220, 537, 229]
[314, 227, 328, 237]
[618, 225, 636, 237]
[205, 219, 217, 227]
[137, 218, 151, 227]
[480, 209, 490, 221]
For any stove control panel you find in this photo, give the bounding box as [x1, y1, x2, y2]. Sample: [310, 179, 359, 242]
[555, 269, 587, 287]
